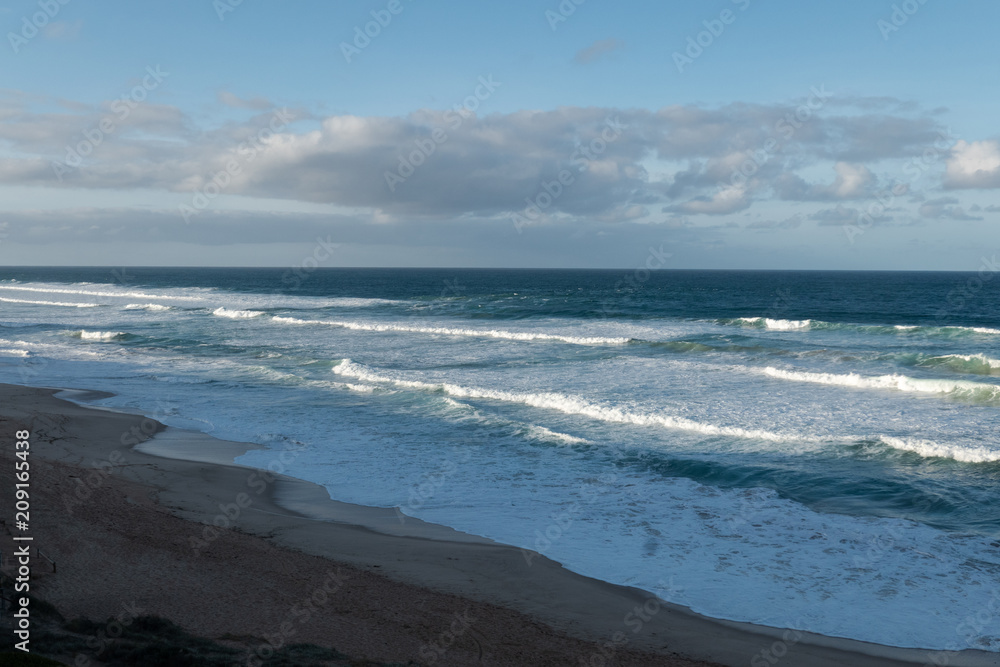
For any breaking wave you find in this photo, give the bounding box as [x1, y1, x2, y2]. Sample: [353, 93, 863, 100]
[272, 316, 631, 346]
[213, 307, 265, 319]
[333, 359, 818, 443]
[762, 367, 1000, 404]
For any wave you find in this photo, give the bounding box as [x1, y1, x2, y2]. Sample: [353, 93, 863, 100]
[878, 435, 1000, 464]
[333, 359, 818, 443]
[719, 317, 1000, 338]
[332, 360, 1000, 463]
[734, 317, 813, 331]
[0, 283, 202, 301]
[124, 303, 172, 312]
[338, 382, 376, 393]
[0, 337, 103, 358]
[762, 367, 1000, 404]
[213, 307, 265, 319]
[440, 396, 590, 445]
[0, 348, 30, 357]
[325, 297, 410, 308]
[521, 423, 590, 445]
[915, 354, 1000, 376]
[0, 296, 99, 308]
[272, 316, 631, 346]
[72, 330, 126, 341]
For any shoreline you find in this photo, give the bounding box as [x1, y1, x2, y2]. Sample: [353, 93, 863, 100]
[2, 382, 994, 666]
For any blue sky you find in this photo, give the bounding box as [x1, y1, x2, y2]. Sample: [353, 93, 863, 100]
[0, 0, 998, 268]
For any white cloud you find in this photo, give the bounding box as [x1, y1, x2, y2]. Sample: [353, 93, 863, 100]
[0, 91, 978, 227]
[945, 140, 1000, 188]
[775, 162, 875, 201]
[669, 184, 751, 215]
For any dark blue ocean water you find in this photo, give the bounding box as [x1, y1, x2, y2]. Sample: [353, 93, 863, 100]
[1, 267, 998, 650]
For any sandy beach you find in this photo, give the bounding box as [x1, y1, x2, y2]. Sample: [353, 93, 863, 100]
[0, 382, 994, 666]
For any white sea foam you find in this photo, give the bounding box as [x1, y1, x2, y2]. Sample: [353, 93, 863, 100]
[878, 435, 1000, 463]
[736, 317, 812, 330]
[0, 283, 201, 301]
[762, 367, 1000, 403]
[0, 337, 104, 358]
[334, 359, 816, 443]
[124, 303, 172, 311]
[213, 307, 264, 319]
[342, 382, 376, 393]
[75, 330, 125, 341]
[0, 348, 29, 357]
[0, 296, 99, 308]
[724, 317, 1000, 338]
[272, 316, 630, 346]
[439, 396, 591, 445]
[522, 424, 590, 445]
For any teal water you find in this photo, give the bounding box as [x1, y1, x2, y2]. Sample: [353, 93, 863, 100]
[1, 267, 998, 651]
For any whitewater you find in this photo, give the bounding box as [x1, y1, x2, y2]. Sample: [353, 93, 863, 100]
[1, 267, 998, 653]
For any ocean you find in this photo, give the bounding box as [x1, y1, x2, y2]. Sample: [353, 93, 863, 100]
[1, 267, 998, 652]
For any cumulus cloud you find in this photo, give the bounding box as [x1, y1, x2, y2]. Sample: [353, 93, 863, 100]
[574, 38, 624, 64]
[0, 90, 980, 227]
[816, 114, 942, 162]
[918, 196, 982, 220]
[667, 184, 751, 215]
[945, 140, 1000, 188]
[775, 162, 875, 201]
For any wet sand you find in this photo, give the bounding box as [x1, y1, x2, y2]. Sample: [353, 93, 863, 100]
[0, 383, 992, 666]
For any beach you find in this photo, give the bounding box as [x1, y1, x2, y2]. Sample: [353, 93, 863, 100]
[0, 382, 993, 666]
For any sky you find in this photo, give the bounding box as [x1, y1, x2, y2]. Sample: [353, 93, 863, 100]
[0, 0, 998, 269]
